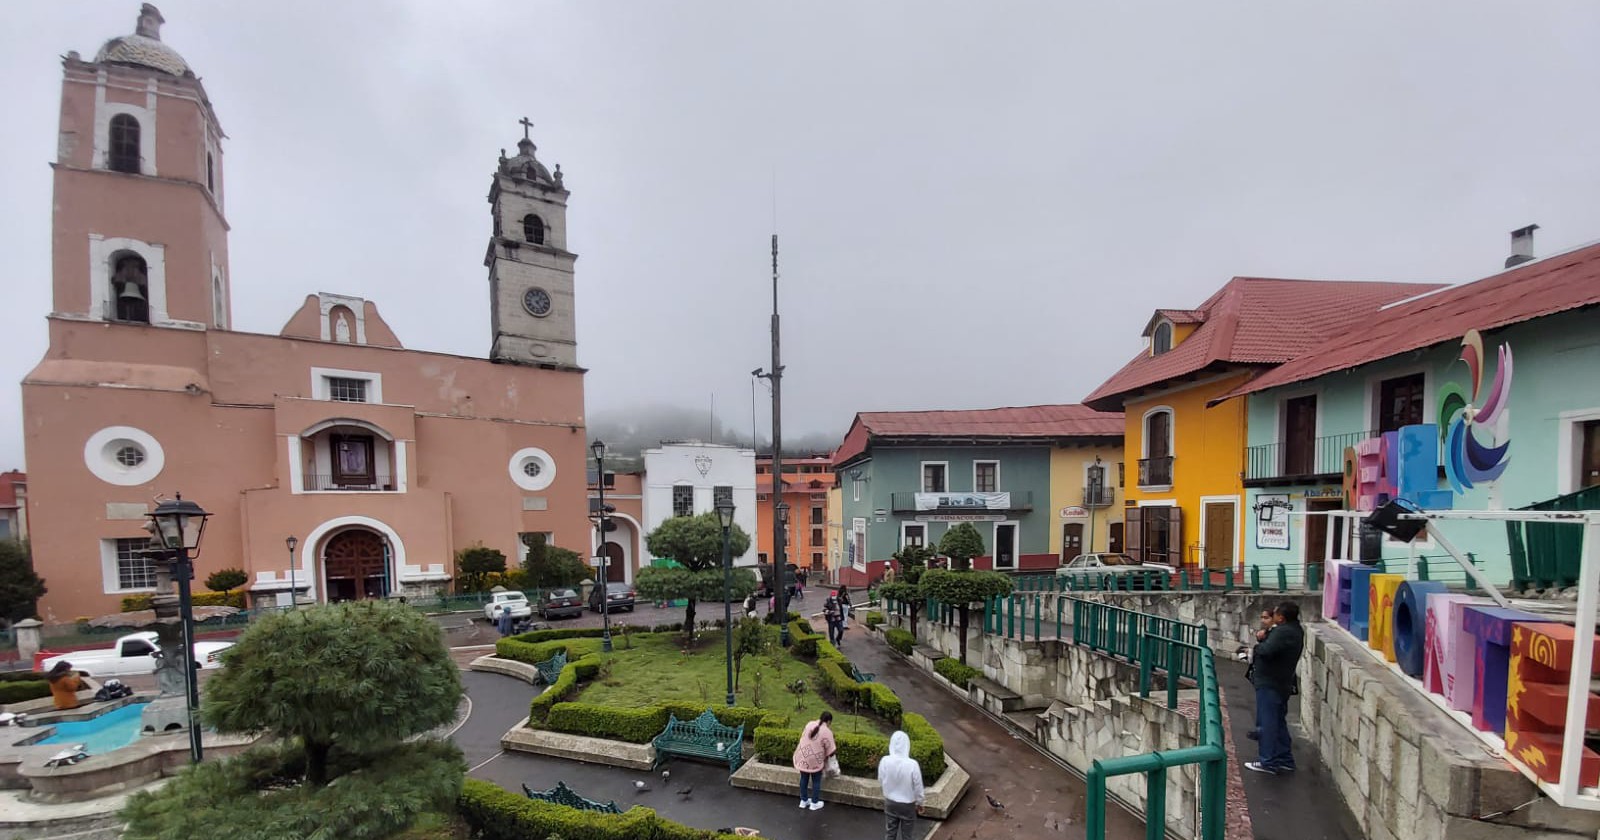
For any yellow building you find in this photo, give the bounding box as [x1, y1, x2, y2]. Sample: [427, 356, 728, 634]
[824, 482, 843, 584]
[1084, 278, 1436, 571]
[1047, 443, 1126, 560]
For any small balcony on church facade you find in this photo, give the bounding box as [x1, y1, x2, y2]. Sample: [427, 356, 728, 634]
[276, 398, 415, 495]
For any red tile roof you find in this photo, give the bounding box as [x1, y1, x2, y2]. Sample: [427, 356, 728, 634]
[0, 471, 23, 509]
[832, 404, 1123, 467]
[1221, 242, 1600, 400]
[1083, 278, 1443, 410]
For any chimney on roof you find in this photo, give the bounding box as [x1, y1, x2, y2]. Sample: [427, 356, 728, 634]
[1505, 224, 1539, 269]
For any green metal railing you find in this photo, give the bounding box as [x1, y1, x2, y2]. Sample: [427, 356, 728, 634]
[1087, 631, 1226, 840]
[1069, 598, 1208, 661]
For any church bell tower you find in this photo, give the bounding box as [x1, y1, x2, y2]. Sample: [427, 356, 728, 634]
[485, 119, 578, 368]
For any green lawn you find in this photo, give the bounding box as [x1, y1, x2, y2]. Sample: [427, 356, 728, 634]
[573, 629, 888, 736]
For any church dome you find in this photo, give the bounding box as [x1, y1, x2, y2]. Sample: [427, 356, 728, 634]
[500, 138, 558, 186]
[95, 4, 192, 78]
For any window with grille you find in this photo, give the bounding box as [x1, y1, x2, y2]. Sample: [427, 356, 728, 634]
[326, 377, 369, 403]
[713, 485, 733, 509]
[108, 114, 141, 174]
[672, 485, 694, 517]
[974, 461, 998, 493]
[115, 538, 157, 590]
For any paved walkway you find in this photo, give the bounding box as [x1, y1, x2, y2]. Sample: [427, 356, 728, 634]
[836, 627, 1144, 840]
[454, 669, 898, 839]
[1216, 659, 1361, 840]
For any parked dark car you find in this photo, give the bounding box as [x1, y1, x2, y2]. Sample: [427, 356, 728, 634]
[589, 582, 636, 612]
[539, 588, 584, 620]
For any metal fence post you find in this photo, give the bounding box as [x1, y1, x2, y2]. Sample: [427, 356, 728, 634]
[1167, 637, 1179, 709]
[1277, 564, 1287, 592]
[1249, 565, 1260, 591]
[1418, 555, 1430, 581]
[1145, 764, 1167, 840]
[1034, 594, 1041, 640]
[1056, 597, 1064, 641]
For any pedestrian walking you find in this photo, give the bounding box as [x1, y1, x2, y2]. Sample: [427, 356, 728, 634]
[496, 604, 514, 637]
[839, 585, 853, 627]
[792, 711, 836, 811]
[877, 730, 925, 839]
[743, 592, 758, 620]
[823, 592, 844, 646]
[1245, 601, 1305, 775]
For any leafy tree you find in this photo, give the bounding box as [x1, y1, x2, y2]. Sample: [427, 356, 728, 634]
[938, 523, 987, 571]
[201, 600, 462, 786]
[0, 540, 45, 625]
[521, 534, 588, 589]
[123, 600, 464, 839]
[640, 512, 754, 636]
[921, 568, 1013, 664]
[204, 567, 248, 595]
[879, 544, 936, 636]
[731, 616, 767, 689]
[455, 544, 508, 593]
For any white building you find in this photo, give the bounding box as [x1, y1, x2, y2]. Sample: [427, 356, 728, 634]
[641, 443, 758, 567]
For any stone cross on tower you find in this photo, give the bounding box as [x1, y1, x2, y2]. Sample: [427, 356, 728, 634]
[519, 117, 534, 141]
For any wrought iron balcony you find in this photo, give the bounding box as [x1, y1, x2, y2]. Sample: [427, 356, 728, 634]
[1244, 430, 1376, 486]
[1083, 485, 1115, 508]
[1138, 457, 1174, 488]
[302, 474, 397, 492]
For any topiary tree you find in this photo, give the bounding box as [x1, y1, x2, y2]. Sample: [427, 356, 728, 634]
[938, 523, 987, 571]
[0, 539, 45, 626]
[879, 544, 936, 637]
[456, 544, 508, 593]
[203, 567, 247, 596]
[122, 600, 465, 838]
[921, 568, 1013, 664]
[521, 534, 589, 589]
[640, 512, 754, 638]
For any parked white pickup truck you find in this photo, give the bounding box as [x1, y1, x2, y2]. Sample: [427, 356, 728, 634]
[40, 631, 233, 678]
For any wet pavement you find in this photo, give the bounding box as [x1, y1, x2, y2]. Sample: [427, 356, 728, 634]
[455, 670, 904, 839]
[1216, 659, 1361, 840]
[835, 626, 1145, 840]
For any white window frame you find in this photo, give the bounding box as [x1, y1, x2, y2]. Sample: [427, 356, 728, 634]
[1150, 319, 1174, 356]
[1139, 405, 1176, 491]
[90, 235, 170, 326]
[901, 522, 927, 549]
[852, 478, 862, 502]
[671, 484, 695, 518]
[993, 520, 1019, 569]
[311, 367, 383, 404]
[101, 536, 158, 594]
[972, 460, 1000, 493]
[93, 89, 157, 176]
[1364, 367, 1432, 436]
[921, 461, 950, 494]
[1557, 407, 1600, 495]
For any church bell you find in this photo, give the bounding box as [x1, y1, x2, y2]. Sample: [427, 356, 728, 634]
[117, 279, 147, 302]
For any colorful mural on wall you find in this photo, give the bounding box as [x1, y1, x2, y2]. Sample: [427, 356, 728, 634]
[1440, 328, 1515, 494]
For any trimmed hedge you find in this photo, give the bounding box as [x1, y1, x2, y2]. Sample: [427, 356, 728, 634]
[885, 628, 914, 655]
[816, 659, 902, 724]
[0, 680, 49, 704]
[544, 702, 788, 744]
[933, 657, 981, 689]
[121, 590, 245, 611]
[753, 711, 944, 784]
[458, 778, 741, 840]
[864, 611, 885, 628]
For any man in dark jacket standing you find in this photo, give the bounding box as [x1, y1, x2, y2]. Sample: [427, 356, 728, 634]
[1245, 601, 1304, 775]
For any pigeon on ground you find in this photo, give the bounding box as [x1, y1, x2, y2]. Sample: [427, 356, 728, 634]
[676, 785, 693, 797]
[633, 780, 650, 791]
[985, 792, 1005, 811]
[662, 769, 671, 781]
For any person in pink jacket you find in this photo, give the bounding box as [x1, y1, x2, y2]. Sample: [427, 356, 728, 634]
[791, 711, 836, 810]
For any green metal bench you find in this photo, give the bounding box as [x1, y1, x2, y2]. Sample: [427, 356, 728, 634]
[522, 780, 622, 814]
[651, 709, 745, 772]
[534, 650, 568, 685]
[848, 663, 876, 683]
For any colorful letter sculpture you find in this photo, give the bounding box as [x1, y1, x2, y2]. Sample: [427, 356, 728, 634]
[1350, 563, 1376, 643]
[1504, 622, 1600, 787]
[1322, 559, 1352, 626]
[1424, 593, 1475, 705]
[1441, 329, 1514, 495]
[1462, 606, 1540, 734]
[1368, 574, 1406, 663]
[1392, 581, 1445, 677]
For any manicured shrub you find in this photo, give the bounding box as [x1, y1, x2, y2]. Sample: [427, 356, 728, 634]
[787, 620, 822, 658]
[0, 680, 48, 703]
[495, 636, 576, 666]
[457, 778, 740, 840]
[902, 712, 946, 780]
[0, 670, 47, 683]
[754, 713, 943, 784]
[864, 611, 885, 628]
[121, 590, 245, 611]
[885, 628, 914, 655]
[528, 653, 600, 723]
[933, 657, 981, 689]
[546, 703, 667, 743]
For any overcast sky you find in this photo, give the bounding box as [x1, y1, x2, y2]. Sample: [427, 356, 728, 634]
[3, 2, 1599, 469]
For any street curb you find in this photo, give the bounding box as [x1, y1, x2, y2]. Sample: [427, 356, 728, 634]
[499, 716, 657, 772]
[467, 654, 541, 685]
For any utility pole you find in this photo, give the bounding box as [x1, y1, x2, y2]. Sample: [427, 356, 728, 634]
[755, 234, 788, 645]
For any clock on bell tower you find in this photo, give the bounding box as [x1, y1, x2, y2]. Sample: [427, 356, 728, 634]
[485, 118, 578, 368]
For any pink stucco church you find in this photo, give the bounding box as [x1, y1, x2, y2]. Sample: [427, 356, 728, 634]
[22, 6, 591, 620]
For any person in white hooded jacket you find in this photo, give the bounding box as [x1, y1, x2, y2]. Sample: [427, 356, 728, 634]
[876, 730, 924, 839]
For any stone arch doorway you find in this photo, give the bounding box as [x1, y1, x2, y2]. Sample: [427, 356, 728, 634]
[322, 528, 389, 602]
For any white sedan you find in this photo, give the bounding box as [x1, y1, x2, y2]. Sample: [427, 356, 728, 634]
[483, 591, 532, 621]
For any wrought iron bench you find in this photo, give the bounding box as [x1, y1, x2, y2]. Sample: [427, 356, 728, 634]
[651, 709, 745, 772]
[847, 663, 876, 683]
[534, 650, 568, 685]
[522, 781, 622, 814]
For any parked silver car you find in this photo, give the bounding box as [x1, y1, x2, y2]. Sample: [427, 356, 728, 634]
[1056, 553, 1174, 583]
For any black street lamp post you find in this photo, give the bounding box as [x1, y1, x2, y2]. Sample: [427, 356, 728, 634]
[284, 535, 298, 609]
[147, 493, 211, 764]
[592, 440, 613, 654]
[716, 498, 736, 706]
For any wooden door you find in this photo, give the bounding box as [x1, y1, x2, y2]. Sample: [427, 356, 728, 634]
[1304, 500, 1338, 565]
[1283, 396, 1317, 475]
[1203, 502, 1235, 570]
[602, 542, 626, 582]
[994, 524, 1016, 569]
[1147, 412, 1171, 459]
[1583, 420, 1600, 490]
[1123, 508, 1143, 562]
[1062, 523, 1084, 560]
[324, 530, 386, 600]
[1108, 522, 1124, 554]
